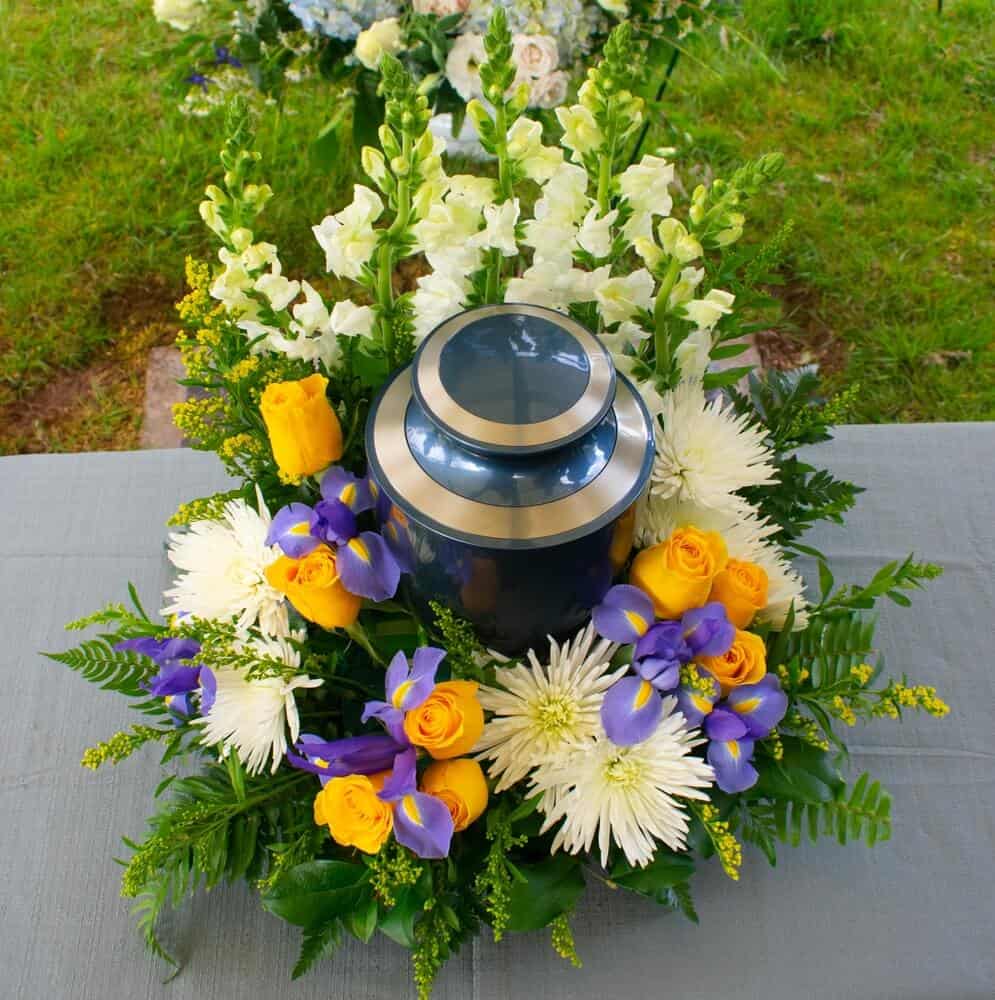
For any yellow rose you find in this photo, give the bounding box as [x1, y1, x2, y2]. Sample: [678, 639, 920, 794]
[420, 758, 489, 832]
[610, 504, 637, 573]
[709, 559, 769, 628]
[313, 773, 393, 854]
[698, 628, 767, 694]
[265, 545, 361, 629]
[260, 373, 343, 479]
[403, 681, 484, 760]
[629, 526, 728, 618]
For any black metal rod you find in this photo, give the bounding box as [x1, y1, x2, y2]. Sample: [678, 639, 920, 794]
[628, 45, 682, 166]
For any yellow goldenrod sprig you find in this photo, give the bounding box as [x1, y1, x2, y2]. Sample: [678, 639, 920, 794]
[697, 803, 743, 882]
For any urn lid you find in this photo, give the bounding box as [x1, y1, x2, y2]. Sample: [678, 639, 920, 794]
[412, 304, 616, 456]
[365, 308, 655, 551]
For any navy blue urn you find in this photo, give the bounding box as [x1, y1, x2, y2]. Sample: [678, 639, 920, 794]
[365, 304, 655, 654]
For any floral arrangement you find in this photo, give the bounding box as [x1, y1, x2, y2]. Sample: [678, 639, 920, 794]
[54, 16, 948, 997]
[152, 0, 721, 152]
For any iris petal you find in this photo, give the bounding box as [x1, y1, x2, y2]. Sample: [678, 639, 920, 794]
[320, 467, 374, 513]
[336, 531, 401, 602]
[266, 503, 319, 558]
[727, 675, 789, 738]
[601, 675, 664, 746]
[707, 737, 758, 793]
[593, 585, 656, 644]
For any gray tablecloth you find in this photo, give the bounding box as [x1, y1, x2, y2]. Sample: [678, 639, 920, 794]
[1, 424, 993, 1000]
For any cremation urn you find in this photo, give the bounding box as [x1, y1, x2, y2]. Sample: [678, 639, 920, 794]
[365, 304, 655, 653]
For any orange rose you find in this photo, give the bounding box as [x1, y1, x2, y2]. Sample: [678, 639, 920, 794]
[265, 545, 361, 629]
[420, 758, 489, 831]
[610, 504, 637, 573]
[629, 525, 728, 618]
[698, 628, 767, 694]
[313, 773, 393, 854]
[709, 559, 769, 628]
[260, 373, 343, 479]
[403, 681, 484, 760]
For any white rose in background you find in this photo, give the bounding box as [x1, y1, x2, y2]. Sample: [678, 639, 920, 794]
[512, 34, 559, 78]
[528, 71, 569, 110]
[414, 0, 469, 13]
[354, 18, 403, 71]
[152, 0, 204, 31]
[446, 33, 487, 101]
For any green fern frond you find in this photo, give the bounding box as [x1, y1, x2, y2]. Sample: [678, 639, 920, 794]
[44, 639, 152, 698]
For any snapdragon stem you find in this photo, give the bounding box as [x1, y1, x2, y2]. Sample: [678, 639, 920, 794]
[653, 257, 682, 378]
[377, 132, 413, 371]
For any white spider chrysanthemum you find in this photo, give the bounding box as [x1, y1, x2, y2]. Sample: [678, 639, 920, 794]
[162, 491, 289, 637]
[636, 495, 808, 629]
[530, 698, 714, 868]
[652, 380, 776, 516]
[197, 633, 322, 775]
[474, 624, 625, 793]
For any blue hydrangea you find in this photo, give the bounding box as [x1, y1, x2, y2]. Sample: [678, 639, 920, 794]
[288, 0, 401, 41]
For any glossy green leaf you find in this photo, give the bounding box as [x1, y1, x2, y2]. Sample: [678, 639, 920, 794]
[505, 855, 585, 932]
[262, 861, 368, 929]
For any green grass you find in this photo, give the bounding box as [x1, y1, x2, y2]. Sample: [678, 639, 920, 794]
[0, 0, 992, 452]
[661, 0, 995, 421]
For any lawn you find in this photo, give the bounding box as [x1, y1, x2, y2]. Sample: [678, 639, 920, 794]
[0, 0, 992, 453]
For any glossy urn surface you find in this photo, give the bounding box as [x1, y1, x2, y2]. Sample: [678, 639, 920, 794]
[365, 305, 655, 653]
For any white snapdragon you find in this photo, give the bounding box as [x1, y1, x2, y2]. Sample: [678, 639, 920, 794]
[534, 162, 590, 227]
[413, 198, 486, 274]
[412, 271, 470, 342]
[506, 118, 564, 183]
[470, 199, 520, 256]
[354, 18, 403, 71]
[254, 261, 301, 313]
[669, 265, 705, 307]
[446, 174, 498, 211]
[619, 155, 675, 217]
[312, 185, 383, 280]
[506, 263, 608, 313]
[674, 328, 713, 380]
[595, 269, 656, 326]
[575, 206, 618, 258]
[522, 219, 578, 269]
[555, 105, 604, 161]
[290, 281, 330, 335]
[683, 288, 735, 330]
[658, 218, 703, 264]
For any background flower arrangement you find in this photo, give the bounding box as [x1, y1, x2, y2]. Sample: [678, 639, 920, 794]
[53, 15, 949, 997]
[152, 0, 724, 156]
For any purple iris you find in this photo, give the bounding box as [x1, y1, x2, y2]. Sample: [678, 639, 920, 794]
[378, 748, 454, 859]
[286, 732, 406, 785]
[361, 647, 445, 745]
[116, 637, 203, 718]
[707, 736, 758, 794]
[633, 620, 691, 692]
[267, 503, 321, 558]
[214, 45, 242, 68]
[726, 676, 789, 738]
[681, 603, 735, 658]
[600, 675, 664, 746]
[698, 676, 787, 794]
[185, 72, 211, 91]
[267, 466, 402, 603]
[593, 585, 654, 645]
[310, 499, 357, 546]
[674, 669, 720, 728]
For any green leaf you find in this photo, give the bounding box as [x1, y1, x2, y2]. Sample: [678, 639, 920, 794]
[312, 106, 348, 169]
[378, 881, 429, 948]
[505, 855, 585, 933]
[751, 738, 844, 804]
[610, 848, 696, 904]
[342, 890, 378, 942]
[262, 861, 369, 929]
[45, 639, 151, 698]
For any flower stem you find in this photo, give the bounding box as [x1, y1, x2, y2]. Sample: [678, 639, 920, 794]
[653, 257, 682, 378]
